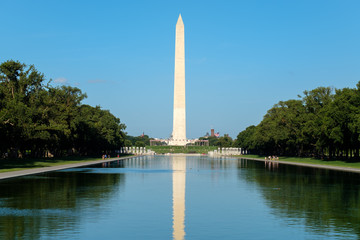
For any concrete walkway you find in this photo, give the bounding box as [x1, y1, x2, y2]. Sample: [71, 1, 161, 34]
[241, 157, 360, 173]
[0, 156, 136, 181]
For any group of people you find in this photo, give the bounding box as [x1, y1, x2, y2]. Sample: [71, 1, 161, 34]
[102, 154, 111, 160]
[265, 156, 279, 160]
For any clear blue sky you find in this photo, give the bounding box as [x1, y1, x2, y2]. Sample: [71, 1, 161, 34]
[1, 0, 359, 139]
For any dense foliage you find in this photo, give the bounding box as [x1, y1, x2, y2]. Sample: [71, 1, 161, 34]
[125, 134, 151, 147]
[199, 135, 234, 147]
[235, 83, 360, 159]
[0, 60, 126, 158]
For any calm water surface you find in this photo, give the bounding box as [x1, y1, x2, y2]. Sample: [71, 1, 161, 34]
[0, 155, 360, 239]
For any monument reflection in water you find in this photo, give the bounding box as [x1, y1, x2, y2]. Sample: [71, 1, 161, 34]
[172, 156, 186, 240]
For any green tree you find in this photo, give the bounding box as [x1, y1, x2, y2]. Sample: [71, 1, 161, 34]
[0, 60, 126, 158]
[301, 87, 334, 157]
[234, 125, 256, 150]
[252, 99, 306, 155]
[135, 141, 145, 147]
[324, 87, 360, 159]
[74, 105, 126, 155]
[216, 135, 233, 148]
[0, 60, 46, 157]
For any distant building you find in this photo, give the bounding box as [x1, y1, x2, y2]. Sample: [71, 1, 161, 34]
[204, 129, 220, 138]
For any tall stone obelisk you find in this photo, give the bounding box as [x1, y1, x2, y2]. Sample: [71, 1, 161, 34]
[171, 14, 186, 146]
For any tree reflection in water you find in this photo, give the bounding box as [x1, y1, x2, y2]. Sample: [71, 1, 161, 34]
[238, 158, 360, 237]
[0, 162, 125, 240]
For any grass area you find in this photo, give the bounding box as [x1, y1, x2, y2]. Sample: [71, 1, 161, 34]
[242, 154, 360, 169]
[147, 145, 218, 154]
[0, 156, 122, 173]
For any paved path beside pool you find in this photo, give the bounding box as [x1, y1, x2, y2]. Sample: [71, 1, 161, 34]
[240, 157, 360, 173]
[0, 156, 137, 180]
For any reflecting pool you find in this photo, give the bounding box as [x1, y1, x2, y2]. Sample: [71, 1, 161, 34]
[0, 156, 360, 239]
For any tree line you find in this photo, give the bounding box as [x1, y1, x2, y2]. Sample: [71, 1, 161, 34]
[0, 60, 126, 158]
[234, 82, 360, 160]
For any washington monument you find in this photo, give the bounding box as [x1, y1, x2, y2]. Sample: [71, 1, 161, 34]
[170, 14, 187, 146]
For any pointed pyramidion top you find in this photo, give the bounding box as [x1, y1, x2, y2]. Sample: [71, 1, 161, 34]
[176, 14, 184, 25]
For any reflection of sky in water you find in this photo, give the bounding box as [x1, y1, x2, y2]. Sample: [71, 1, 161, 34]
[0, 156, 359, 239]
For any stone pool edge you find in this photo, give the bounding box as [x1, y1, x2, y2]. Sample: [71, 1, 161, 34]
[0, 156, 137, 180]
[236, 157, 360, 173]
